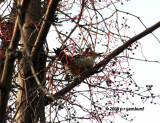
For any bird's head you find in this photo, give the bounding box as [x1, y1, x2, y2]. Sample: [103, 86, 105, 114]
[83, 51, 102, 60]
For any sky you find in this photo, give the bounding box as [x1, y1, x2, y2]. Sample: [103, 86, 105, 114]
[115, 0, 160, 123]
[1, 0, 160, 122]
[46, 0, 160, 122]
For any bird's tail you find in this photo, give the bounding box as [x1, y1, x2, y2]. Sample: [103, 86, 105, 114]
[54, 48, 70, 64]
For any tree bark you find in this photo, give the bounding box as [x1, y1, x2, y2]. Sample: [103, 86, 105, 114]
[16, 0, 46, 122]
[0, 0, 30, 122]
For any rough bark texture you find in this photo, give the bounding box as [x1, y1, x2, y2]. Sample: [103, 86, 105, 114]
[0, 0, 31, 122]
[16, 0, 46, 122]
[0, 0, 60, 122]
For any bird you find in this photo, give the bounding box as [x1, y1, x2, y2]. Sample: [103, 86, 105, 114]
[54, 48, 102, 76]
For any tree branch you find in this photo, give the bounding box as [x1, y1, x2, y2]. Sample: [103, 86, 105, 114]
[18, 6, 54, 103]
[0, 0, 31, 122]
[31, 0, 60, 61]
[52, 21, 160, 100]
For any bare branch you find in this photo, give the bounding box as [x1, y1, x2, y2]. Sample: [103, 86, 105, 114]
[0, 0, 31, 122]
[53, 21, 160, 100]
[18, 9, 54, 105]
[31, 0, 60, 61]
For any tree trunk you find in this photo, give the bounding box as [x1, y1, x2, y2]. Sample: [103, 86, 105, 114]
[16, 0, 46, 122]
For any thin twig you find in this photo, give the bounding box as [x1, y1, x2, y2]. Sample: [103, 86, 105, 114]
[53, 21, 160, 100]
[17, 7, 54, 102]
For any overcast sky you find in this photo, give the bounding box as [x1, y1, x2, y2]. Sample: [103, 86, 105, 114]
[46, 0, 160, 122]
[116, 0, 160, 122]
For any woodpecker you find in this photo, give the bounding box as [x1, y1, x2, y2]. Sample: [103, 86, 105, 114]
[54, 48, 102, 76]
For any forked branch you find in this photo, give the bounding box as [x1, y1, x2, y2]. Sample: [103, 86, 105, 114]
[52, 21, 160, 100]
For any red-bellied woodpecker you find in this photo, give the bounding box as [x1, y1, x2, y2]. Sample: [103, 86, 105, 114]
[54, 48, 102, 76]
